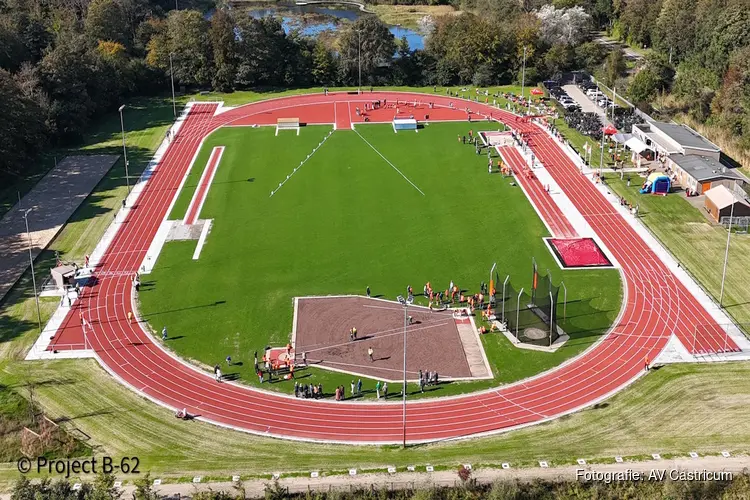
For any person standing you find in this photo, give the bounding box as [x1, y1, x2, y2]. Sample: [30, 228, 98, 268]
[226, 355, 232, 366]
[383, 382, 388, 399]
[368, 347, 374, 362]
[376, 380, 381, 399]
[356, 379, 362, 395]
[366, 285, 371, 298]
[127, 311, 133, 323]
[645, 356, 650, 372]
[84, 254, 90, 268]
[302, 351, 307, 366]
[214, 365, 222, 382]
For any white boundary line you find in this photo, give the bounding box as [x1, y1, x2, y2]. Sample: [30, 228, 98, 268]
[192, 219, 212, 260]
[353, 128, 425, 196]
[184, 146, 225, 225]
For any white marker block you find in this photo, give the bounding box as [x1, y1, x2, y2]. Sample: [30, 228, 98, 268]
[615, 456, 623, 463]
[232, 476, 240, 483]
[349, 469, 357, 476]
[286, 175, 290, 179]
[652, 454, 661, 460]
[272, 473, 280, 480]
[153, 479, 162, 486]
[722, 451, 731, 458]
[387, 467, 396, 474]
[689, 452, 698, 459]
[426, 465, 434, 472]
[501, 463, 510, 469]
[278, 183, 282, 187]
[72, 484, 82, 491]
[539, 461, 548, 468]
[192, 477, 202, 483]
[310, 471, 319, 478]
[577, 459, 586, 465]
[113, 482, 122, 489]
[463, 464, 472, 470]
[407, 465, 415, 472]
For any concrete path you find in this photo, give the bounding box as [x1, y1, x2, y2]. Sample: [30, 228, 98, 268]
[0, 155, 119, 302]
[1, 455, 745, 499]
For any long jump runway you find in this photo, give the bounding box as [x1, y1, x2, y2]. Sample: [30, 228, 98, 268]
[47, 92, 739, 444]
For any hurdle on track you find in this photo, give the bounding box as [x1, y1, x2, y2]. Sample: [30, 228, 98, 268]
[276, 117, 300, 136]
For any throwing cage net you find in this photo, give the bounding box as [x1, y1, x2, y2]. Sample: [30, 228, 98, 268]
[494, 260, 561, 347]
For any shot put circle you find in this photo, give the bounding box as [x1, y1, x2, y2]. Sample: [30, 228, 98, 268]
[523, 327, 548, 340]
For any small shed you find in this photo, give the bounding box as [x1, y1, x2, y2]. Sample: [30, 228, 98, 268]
[50, 265, 76, 290]
[704, 185, 750, 222]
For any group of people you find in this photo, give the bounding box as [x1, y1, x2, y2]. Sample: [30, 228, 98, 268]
[418, 369, 439, 391]
[294, 382, 323, 399]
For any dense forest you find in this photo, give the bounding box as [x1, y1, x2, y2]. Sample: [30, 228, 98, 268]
[1, 0, 749, 186]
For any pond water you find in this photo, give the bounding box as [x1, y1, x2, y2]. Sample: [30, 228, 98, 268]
[245, 4, 426, 50]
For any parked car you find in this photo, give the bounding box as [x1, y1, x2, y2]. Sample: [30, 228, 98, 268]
[586, 89, 602, 98]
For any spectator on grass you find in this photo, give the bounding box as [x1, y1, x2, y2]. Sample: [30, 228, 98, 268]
[162, 326, 167, 340]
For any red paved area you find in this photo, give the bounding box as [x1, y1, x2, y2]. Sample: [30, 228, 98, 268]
[498, 145, 577, 239]
[548, 238, 612, 267]
[46, 92, 738, 444]
[294, 297, 472, 381]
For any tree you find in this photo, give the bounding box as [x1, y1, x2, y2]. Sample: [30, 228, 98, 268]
[536, 5, 591, 46]
[337, 16, 395, 86]
[574, 41, 606, 72]
[618, 0, 662, 48]
[166, 9, 212, 88]
[0, 68, 47, 183]
[209, 9, 236, 92]
[85, 0, 128, 46]
[673, 56, 719, 121]
[603, 49, 626, 87]
[653, 0, 696, 64]
[542, 43, 573, 77]
[712, 46, 750, 146]
[311, 41, 336, 86]
[235, 16, 288, 87]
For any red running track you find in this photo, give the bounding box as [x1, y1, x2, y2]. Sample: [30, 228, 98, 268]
[498, 145, 577, 239]
[49, 92, 738, 444]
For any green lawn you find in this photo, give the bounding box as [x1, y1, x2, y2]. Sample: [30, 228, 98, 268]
[604, 175, 750, 328]
[139, 122, 621, 398]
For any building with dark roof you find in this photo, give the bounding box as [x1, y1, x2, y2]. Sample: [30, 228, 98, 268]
[668, 154, 745, 195]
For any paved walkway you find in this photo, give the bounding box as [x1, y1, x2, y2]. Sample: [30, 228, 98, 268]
[0, 455, 744, 499]
[0, 155, 119, 302]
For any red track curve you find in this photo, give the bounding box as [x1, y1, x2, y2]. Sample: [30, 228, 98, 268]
[50, 92, 738, 444]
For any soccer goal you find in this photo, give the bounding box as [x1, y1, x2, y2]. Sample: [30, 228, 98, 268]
[276, 118, 300, 136]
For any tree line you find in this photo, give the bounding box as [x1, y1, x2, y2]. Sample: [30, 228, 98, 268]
[0, 0, 609, 187]
[604, 0, 750, 151]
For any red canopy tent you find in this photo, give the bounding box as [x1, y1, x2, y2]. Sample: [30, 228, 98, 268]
[602, 125, 618, 135]
[530, 88, 544, 96]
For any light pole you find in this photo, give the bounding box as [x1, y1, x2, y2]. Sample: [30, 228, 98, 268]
[22, 208, 42, 332]
[118, 105, 130, 195]
[398, 294, 412, 448]
[169, 52, 176, 118]
[719, 191, 736, 308]
[520, 46, 527, 113]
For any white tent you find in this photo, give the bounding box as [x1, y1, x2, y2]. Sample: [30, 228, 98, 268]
[625, 136, 650, 154]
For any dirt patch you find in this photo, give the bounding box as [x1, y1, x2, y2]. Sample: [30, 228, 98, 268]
[294, 296, 476, 382]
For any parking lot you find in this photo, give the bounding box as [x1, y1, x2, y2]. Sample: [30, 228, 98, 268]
[545, 77, 616, 125]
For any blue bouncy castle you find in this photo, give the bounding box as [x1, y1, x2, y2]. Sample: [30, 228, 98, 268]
[640, 172, 671, 195]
